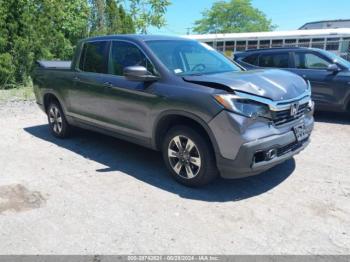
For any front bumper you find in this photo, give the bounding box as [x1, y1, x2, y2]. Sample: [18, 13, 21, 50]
[209, 110, 314, 179]
[217, 132, 310, 178]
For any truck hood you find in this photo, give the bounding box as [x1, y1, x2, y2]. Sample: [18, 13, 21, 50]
[183, 69, 308, 101]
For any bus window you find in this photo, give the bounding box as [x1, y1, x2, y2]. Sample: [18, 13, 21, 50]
[205, 42, 214, 47]
[312, 38, 325, 49]
[225, 41, 235, 51]
[285, 39, 297, 47]
[340, 38, 350, 52]
[340, 38, 350, 60]
[271, 40, 283, 48]
[216, 41, 224, 52]
[247, 40, 258, 50]
[259, 40, 270, 49]
[236, 41, 246, 51]
[298, 39, 310, 48]
[326, 38, 340, 51]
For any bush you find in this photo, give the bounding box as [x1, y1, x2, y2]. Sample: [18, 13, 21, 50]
[0, 53, 16, 89]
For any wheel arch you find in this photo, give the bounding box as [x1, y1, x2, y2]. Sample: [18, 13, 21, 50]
[152, 111, 220, 157]
[346, 95, 350, 113]
[42, 92, 66, 113]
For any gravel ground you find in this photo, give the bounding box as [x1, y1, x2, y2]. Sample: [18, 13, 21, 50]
[0, 101, 349, 255]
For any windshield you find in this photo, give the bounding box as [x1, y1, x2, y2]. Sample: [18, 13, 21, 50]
[321, 50, 350, 69]
[146, 40, 241, 76]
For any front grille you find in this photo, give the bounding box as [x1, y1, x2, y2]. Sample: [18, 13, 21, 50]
[272, 103, 308, 126]
[277, 138, 308, 157]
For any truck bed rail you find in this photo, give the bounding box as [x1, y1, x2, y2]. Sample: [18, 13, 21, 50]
[36, 60, 71, 69]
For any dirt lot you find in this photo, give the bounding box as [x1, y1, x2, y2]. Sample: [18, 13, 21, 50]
[0, 101, 349, 254]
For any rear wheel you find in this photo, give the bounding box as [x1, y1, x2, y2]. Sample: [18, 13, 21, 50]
[162, 126, 218, 187]
[47, 101, 71, 138]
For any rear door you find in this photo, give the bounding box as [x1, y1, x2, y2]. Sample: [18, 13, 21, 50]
[67, 40, 110, 121]
[257, 51, 292, 69]
[289, 51, 335, 107]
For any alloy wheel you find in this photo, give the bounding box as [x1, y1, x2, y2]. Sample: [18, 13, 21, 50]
[168, 135, 201, 179]
[48, 106, 63, 134]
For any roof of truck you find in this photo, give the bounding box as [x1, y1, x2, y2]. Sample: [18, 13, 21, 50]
[83, 34, 191, 42]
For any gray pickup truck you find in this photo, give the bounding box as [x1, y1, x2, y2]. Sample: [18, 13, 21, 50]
[33, 35, 314, 187]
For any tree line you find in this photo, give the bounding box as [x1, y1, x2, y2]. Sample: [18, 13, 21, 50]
[0, 0, 275, 89]
[0, 0, 170, 88]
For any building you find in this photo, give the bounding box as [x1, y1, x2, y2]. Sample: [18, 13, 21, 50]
[299, 19, 350, 30]
[186, 28, 350, 60]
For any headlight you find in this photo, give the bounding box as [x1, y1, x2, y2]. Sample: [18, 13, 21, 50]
[308, 99, 315, 112]
[214, 94, 271, 118]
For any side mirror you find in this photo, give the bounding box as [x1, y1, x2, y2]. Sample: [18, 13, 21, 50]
[123, 66, 160, 82]
[327, 64, 340, 73]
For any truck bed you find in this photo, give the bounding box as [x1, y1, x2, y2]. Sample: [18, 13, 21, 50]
[36, 60, 71, 69]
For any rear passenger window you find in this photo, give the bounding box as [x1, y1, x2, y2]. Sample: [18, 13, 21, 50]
[242, 54, 259, 66]
[108, 41, 156, 76]
[79, 41, 109, 73]
[258, 53, 290, 68]
[295, 53, 330, 69]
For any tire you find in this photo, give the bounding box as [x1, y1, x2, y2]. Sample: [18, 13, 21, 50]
[47, 100, 71, 138]
[162, 125, 218, 187]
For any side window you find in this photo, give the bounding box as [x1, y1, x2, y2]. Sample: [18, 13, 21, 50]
[295, 52, 330, 69]
[242, 54, 259, 66]
[79, 41, 108, 73]
[108, 41, 156, 76]
[258, 52, 290, 68]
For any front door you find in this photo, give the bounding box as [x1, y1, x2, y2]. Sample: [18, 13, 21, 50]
[100, 40, 161, 139]
[289, 51, 337, 109]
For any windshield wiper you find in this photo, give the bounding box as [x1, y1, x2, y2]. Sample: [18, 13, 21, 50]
[188, 73, 204, 76]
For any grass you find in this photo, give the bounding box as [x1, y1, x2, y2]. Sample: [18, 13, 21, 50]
[0, 86, 35, 102]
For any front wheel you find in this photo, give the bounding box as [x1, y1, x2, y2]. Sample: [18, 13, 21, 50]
[47, 101, 71, 138]
[162, 126, 218, 187]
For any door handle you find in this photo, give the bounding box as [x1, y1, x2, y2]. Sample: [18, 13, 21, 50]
[104, 81, 113, 88]
[73, 76, 80, 82]
[302, 74, 307, 78]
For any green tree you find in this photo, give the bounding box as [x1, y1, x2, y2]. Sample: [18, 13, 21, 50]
[0, 0, 169, 88]
[91, 0, 167, 35]
[118, 4, 135, 34]
[129, 0, 171, 34]
[0, 0, 90, 88]
[105, 0, 120, 34]
[90, 0, 106, 35]
[194, 0, 276, 34]
[0, 0, 33, 87]
[104, 0, 135, 35]
[33, 0, 90, 59]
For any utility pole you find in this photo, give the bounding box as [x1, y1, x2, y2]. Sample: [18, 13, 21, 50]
[186, 27, 192, 35]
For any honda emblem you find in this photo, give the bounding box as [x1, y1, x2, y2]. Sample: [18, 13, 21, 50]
[290, 102, 299, 117]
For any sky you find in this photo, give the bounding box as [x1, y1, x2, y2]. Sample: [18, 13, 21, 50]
[149, 0, 350, 35]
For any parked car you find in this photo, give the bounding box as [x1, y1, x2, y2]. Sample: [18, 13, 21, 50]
[234, 47, 350, 113]
[33, 35, 314, 187]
